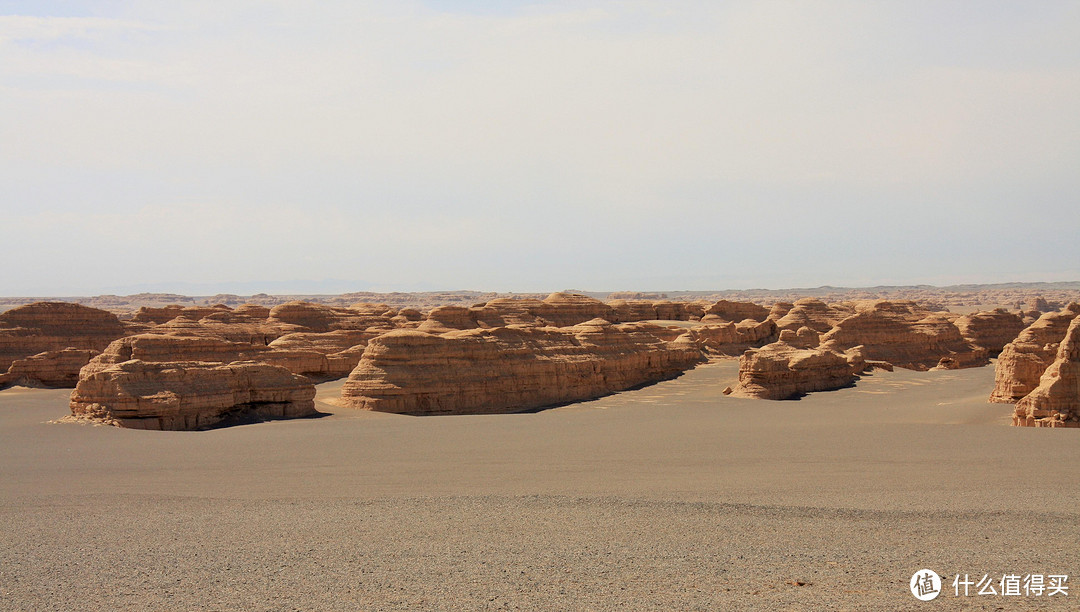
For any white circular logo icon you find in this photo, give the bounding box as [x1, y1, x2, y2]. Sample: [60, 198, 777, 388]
[910, 569, 942, 601]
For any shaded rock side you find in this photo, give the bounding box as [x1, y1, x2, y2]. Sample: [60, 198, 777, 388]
[339, 319, 705, 415]
[1013, 316, 1080, 428]
[728, 341, 859, 400]
[990, 304, 1080, 403]
[69, 360, 317, 430]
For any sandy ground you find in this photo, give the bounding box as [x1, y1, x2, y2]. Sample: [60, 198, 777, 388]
[2, 360, 1079, 610]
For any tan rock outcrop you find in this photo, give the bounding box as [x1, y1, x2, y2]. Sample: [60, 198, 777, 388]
[705, 300, 770, 323]
[0, 302, 129, 375]
[269, 301, 391, 332]
[0, 348, 99, 388]
[69, 360, 317, 430]
[233, 303, 272, 319]
[607, 300, 658, 323]
[774, 299, 854, 333]
[768, 302, 795, 321]
[818, 301, 984, 371]
[990, 304, 1080, 403]
[339, 319, 704, 415]
[131, 305, 230, 324]
[728, 341, 859, 400]
[954, 309, 1025, 356]
[692, 319, 779, 355]
[537, 293, 614, 327]
[85, 332, 370, 382]
[1013, 317, 1080, 427]
[418, 306, 478, 333]
[473, 298, 548, 327]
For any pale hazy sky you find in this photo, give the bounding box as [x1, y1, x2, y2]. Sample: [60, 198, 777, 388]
[2, 1, 1078, 295]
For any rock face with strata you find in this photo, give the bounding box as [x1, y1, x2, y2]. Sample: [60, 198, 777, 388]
[1013, 316, 1080, 427]
[0, 302, 130, 376]
[954, 309, 1025, 356]
[85, 333, 368, 382]
[728, 340, 860, 400]
[705, 300, 769, 323]
[990, 304, 1080, 404]
[0, 348, 99, 389]
[340, 319, 704, 415]
[269, 301, 392, 333]
[818, 301, 984, 371]
[70, 360, 317, 430]
[692, 319, 778, 356]
[537, 293, 614, 327]
[773, 298, 854, 333]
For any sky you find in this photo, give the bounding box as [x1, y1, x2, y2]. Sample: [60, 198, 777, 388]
[1, 1, 1078, 295]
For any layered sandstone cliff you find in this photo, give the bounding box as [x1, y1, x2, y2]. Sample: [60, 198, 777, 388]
[692, 319, 778, 355]
[990, 304, 1080, 403]
[954, 309, 1025, 356]
[1013, 316, 1080, 428]
[0, 302, 131, 384]
[727, 340, 860, 400]
[339, 319, 704, 415]
[773, 299, 854, 333]
[818, 301, 983, 371]
[705, 300, 770, 323]
[69, 360, 317, 430]
[0, 348, 99, 389]
[85, 332, 372, 382]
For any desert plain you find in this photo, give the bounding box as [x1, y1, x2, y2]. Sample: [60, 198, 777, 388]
[2, 288, 1080, 611]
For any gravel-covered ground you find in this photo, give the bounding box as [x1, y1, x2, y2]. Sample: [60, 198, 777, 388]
[2, 361, 1078, 610]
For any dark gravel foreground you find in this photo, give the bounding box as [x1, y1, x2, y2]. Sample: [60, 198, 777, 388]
[1, 494, 1076, 611]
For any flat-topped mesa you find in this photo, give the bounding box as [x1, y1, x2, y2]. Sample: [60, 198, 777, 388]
[773, 298, 854, 333]
[1013, 316, 1080, 428]
[69, 360, 317, 430]
[704, 300, 770, 323]
[0, 302, 131, 377]
[727, 339, 861, 400]
[990, 303, 1080, 403]
[818, 300, 985, 371]
[954, 309, 1026, 356]
[339, 319, 705, 415]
